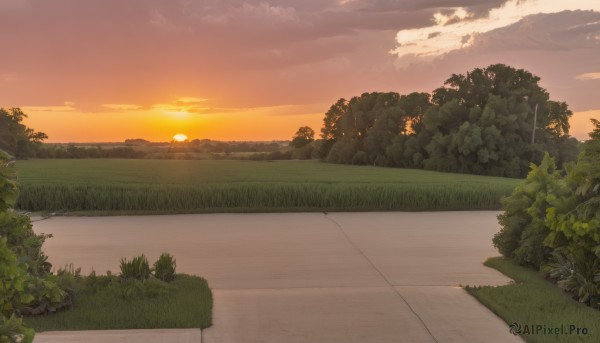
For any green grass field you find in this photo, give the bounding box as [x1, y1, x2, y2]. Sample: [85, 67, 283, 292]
[15, 159, 521, 213]
[466, 258, 600, 343]
[27, 274, 212, 332]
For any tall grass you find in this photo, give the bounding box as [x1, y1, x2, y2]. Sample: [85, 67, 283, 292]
[15, 159, 520, 213]
[16, 182, 513, 212]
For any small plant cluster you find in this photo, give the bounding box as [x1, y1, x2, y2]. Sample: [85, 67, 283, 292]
[117, 253, 177, 300]
[494, 119, 600, 308]
[120, 253, 177, 282]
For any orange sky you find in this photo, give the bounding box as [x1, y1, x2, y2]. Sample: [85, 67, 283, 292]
[2, 0, 599, 142]
[22, 102, 328, 142]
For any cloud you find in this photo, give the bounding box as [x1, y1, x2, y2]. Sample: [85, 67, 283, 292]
[466, 10, 600, 52]
[576, 72, 600, 80]
[391, 0, 600, 66]
[1, 73, 19, 82]
[175, 97, 208, 104]
[102, 104, 143, 111]
[2, 0, 600, 123]
[23, 102, 76, 112]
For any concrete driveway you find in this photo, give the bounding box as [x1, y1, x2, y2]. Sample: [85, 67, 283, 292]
[33, 212, 522, 343]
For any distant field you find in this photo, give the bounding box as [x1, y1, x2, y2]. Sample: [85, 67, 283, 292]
[15, 159, 521, 213]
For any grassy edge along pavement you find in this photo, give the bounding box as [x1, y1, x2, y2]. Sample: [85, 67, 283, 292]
[26, 274, 212, 332]
[466, 257, 600, 343]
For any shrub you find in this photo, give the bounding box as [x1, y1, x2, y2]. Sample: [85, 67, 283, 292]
[0, 315, 34, 343]
[1, 150, 66, 342]
[493, 153, 560, 269]
[154, 253, 176, 282]
[85, 270, 117, 293]
[119, 255, 152, 281]
[548, 248, 600, 308]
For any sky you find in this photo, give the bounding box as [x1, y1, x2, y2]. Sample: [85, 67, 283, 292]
[1, 0, 599, 142]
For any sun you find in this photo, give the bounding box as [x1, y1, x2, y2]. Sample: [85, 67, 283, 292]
[173, 133, 188, 142]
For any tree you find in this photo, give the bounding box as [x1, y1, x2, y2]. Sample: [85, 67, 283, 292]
[493, 119, 600, 307]
[0, 150, 69, 342]
[0, 108, 48, 159]
[0, 150, 35, 342]
[290, 126, 315, 148]
[316, 64, 578, 177]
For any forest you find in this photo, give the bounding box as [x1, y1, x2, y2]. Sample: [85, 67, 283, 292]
[315, 64, 580, 177]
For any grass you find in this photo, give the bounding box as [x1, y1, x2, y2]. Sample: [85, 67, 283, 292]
[26, 274, 212, 332]
[15, 159, 520, 213]
[466, 257, 600, 342]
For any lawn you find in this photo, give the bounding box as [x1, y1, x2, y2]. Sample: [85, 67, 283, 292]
[466, 257, 600, 342]
[26, 274, 213, 332]
[15, 159, 520, 213]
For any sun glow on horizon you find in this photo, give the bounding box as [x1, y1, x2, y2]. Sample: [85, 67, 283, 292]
[173, 133, 188, 142]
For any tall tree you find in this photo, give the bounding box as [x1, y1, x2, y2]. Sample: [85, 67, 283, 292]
[290, 126, 315, 148]
[317, 64, 579, 176]
[0, 108, 48, 159]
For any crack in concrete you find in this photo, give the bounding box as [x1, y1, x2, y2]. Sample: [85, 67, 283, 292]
[323, 213, 440, 343]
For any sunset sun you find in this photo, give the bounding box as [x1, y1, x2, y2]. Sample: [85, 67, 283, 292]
[173, 133, 188, 142]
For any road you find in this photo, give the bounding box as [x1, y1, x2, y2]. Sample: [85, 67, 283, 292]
[33, 212, 523, 343]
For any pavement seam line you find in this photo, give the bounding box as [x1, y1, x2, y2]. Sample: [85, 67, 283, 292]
[324, 214, 440, 343]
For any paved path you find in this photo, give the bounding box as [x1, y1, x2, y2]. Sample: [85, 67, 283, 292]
[33, 212, 523, 343]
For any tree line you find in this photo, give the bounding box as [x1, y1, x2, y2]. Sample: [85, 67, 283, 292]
[311, 64, 580, 177]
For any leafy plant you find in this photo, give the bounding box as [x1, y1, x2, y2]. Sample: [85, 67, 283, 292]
[119, 255, 152, 281]
[0, 315, 34, 343]
[154, 253, 176, 282]
[548, 249, 600, 308]
[493, 153, 560, 269]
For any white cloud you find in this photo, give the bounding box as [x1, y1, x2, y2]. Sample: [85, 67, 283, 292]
[576, 72, 600, 80]
[391, 0, 600, 66]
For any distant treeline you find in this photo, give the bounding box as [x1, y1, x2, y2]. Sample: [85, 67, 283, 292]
[313, 64, 580, 177]
[35, 145, 145, 159]
[32, 140, 289, 160]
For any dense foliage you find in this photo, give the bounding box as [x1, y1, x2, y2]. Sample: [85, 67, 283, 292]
[0, 109, 47, 160]
[0, 150, 71, 342]
[317, 64, 579, 177]
[494, 119, 600, 308]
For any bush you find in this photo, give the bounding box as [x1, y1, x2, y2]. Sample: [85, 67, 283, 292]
[493, 153, 560, 269]
[153, 253, 176, 282]
[119, 255, 152, 281]
[548, 248, 600, 308]
[493, 119, 600, 308]
[1, 150, 67, 342]
[0, 315, 34, 343]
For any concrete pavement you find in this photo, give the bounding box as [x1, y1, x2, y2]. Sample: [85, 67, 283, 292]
[33, 212, 523, 342]
[35, 329, 201, 343]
